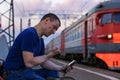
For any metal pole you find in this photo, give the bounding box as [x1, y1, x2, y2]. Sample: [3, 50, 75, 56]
[20, 18, 22, 32]
[28, 18, 31, 27]
[11, 0, 15, 41]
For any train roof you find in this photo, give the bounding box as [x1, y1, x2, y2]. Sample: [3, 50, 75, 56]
[61, 1, 120, 33]
[88, 1, 120, 16]
[61, 16, 85, 33]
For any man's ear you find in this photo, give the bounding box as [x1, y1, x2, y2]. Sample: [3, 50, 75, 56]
[46, 17, 51, 22]
[44, 17, 50, 24]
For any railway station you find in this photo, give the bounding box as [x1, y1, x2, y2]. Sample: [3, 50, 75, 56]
[0, 0, 120, 80]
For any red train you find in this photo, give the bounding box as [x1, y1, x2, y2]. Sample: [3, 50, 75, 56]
[46, 1, 120, 70]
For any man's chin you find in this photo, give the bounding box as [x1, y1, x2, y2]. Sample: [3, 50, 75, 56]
[45, 34, 50, 37]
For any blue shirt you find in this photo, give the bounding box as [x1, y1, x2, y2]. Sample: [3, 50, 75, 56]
[4, 27, 45, 71]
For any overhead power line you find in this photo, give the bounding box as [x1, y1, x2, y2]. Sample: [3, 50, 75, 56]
[24, 9, 81, 20]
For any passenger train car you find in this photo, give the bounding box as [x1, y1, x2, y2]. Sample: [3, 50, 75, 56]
[46, 1, 120, 70]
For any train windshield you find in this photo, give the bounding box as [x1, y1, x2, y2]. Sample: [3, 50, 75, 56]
[113, 12, 120, 23]
[101, 13, 112, 24]
[99, 12, 120, 25]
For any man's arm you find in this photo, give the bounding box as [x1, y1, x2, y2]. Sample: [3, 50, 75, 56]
[22, 51, 48, 68]
[41, 60, 73, 73]
[22, 48, 59, 68]
[40, 60, 63, 71]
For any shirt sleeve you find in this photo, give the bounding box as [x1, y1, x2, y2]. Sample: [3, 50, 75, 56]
[21, 31, 36, 53]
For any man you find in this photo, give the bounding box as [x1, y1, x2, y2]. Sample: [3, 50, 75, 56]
[4, 13, 71, 80]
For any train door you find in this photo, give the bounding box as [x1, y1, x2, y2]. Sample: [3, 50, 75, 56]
[60, 32, 65, 55]
[83, 21, 88, 61]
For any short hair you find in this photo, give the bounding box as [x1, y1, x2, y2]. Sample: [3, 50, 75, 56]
[41, 13, 61, 26]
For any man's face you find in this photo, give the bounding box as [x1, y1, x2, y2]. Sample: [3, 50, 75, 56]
[44, 18, 60, 37]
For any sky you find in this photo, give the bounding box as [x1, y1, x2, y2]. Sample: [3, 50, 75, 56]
[0, 0, 109, 45]
[14, 0, 103, 17]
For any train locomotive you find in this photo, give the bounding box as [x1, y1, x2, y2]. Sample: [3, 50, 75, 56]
[46, 1, 120, 70]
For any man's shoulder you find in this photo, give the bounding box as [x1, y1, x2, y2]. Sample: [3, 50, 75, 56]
[24, 27, 34, 32]
[22, 27, 36, 35]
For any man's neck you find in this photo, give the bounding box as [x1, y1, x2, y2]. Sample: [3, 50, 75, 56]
[34, 24, 43, 38]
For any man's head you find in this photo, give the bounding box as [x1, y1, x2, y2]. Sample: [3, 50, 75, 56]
[40, 13, 61, 37]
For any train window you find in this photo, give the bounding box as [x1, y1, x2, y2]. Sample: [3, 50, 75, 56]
[101, 13, 112, 24]
[113, 12, 120, 23]
[97, 14, 102, 25]
[79, 26, 81, 38]
[75, 29, 77, 39]
[77, 28, 79, 39]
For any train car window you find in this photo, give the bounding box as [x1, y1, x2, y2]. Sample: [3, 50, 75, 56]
[78, 26, 81, 38]
[113, 12, 120, 23]
[101, 13, 112, 24]
[76, 28, 78, 39]
[68, 31, 70, 41]
[73, 29, 75, 40]
[75, 29, 77, 39]
[71, 31, 73, 41]
[77, 28, 79, 39]
[68, 32, 70, 42]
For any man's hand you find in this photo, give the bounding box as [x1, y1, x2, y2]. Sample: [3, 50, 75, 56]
[60, 60, 76, 75]
[46, 47, 60, 58]
[60, 65, 73, 76]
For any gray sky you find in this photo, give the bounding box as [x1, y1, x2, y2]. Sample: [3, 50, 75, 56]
[14, 0, 104, 17]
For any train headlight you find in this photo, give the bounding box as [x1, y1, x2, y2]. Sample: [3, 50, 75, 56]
[107, 34, 112, 39]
